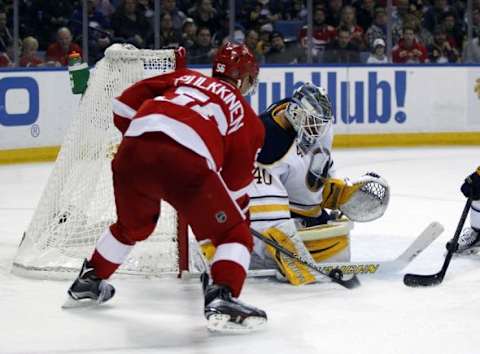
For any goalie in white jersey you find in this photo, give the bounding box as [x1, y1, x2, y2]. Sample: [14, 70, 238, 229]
[248, 83, 390, 285]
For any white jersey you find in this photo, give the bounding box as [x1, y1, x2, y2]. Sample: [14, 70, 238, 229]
[249, 99, 334, 235]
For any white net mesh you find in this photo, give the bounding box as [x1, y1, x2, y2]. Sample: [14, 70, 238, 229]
[13, 44, 183, 279]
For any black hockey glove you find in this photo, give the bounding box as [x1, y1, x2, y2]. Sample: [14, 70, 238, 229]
[460, 167, 480, 200]
[306, 147, 333, 192]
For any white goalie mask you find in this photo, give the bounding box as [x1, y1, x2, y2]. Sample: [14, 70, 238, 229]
[285, 83, 333, 154]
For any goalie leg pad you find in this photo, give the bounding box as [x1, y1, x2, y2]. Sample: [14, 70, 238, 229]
[263, 222, 317, 286]
[299, 220, 352, 263]
[304, 235, 350, 263]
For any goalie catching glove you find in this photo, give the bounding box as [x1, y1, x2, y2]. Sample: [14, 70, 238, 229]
[321, 172, 390, 222]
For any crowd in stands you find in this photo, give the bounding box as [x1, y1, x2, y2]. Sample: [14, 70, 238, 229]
[0, 0, 478, 67]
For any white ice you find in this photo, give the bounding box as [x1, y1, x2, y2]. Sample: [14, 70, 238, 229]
[1, 147, 480, 354]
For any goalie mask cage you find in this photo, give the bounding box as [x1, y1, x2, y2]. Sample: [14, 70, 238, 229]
[12, 44, 189, 279]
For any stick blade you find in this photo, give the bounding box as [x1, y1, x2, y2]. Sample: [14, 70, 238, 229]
[343, 275, 362, 289]
[403, 273, 443, 287]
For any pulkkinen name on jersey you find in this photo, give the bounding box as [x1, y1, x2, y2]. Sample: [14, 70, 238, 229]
[175, 74, 244, 129]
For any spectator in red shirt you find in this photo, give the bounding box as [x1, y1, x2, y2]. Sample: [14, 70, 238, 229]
[392, 26, 428, 63]
[339, 5, 366, 50]
[0, 51, 11, 67]
[19, 36, 44, 67]
[46, 27, 82, 66]
[299, 7, 336, 61]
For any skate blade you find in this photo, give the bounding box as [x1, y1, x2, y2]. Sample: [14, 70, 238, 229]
[207, 314, 267, 334]
[61, 296, 102, 309]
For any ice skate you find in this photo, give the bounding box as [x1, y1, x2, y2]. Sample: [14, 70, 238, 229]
[204, 284, 267, 333]
[62, 259, 115, 308]
[448, 227, 480, 256]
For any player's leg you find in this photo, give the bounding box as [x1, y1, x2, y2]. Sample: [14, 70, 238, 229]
[163, 159, 267, 331]
[66, 136, 162, 305]
[453, 200, 480, 255]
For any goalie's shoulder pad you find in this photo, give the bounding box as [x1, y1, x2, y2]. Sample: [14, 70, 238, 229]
[257, 99, 297, 165]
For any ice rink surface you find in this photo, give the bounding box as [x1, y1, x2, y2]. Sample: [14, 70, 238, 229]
[1, 146, 480, 354]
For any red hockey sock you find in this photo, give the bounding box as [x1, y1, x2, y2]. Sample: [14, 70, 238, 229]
[211, 260, 247, 298]
[89, 249, 121, 279]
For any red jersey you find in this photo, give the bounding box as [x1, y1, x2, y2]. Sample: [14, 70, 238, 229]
[392, 39, 428, 63]
[299, 25, 336, 49]
[19, 55, 44, 67]
[46, 42, 83, 66]
[112, 68, 265, 201]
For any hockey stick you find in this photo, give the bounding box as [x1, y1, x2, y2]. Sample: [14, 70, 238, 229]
[250, 228, 361, 289]
[403, 198, 472, 287]
[247, 221, 443, 278]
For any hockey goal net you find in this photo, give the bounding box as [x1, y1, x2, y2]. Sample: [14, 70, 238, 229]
[12, 44, 189, 279]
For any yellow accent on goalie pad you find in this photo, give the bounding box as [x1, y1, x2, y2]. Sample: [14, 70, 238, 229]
[298, 220, 353, 241]
[304, 236, 349, 263]
[200, 241, 216, 262]
[321, 178, 363, 210]
[264, 227, 317, 286]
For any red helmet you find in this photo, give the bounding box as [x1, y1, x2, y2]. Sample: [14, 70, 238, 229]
[212, 42, 259, 95]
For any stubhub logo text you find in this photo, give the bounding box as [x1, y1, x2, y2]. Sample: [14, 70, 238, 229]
[250, 70, 407, 124]
[0, 77, 39, 127]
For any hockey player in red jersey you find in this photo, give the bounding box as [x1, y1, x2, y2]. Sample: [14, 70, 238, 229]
[64, 43, 267, 332]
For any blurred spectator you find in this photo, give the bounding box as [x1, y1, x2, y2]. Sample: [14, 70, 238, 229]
[188, 26, 215, 64]
[283, 0, 308, 22]
[356, 0, 376, 31]
[232, 28, 245, 44]
[159, 13, 182, 48]
[4, 40, 17, 66]
[70, 0, 110, 39]
[137, 0, 154, 23]
[29, 1, 74, 50]
[0, 8, 13, 52]
[299, 7, 336, 62]
[0, 51, 11, 67]
[442, 12, 464, 51]
[323, 26, 360, 63]
[326, 0, 343, 27]
[96, 0, 116, 17]
[246, 0, 282, 30]
[256, 23, 273, 57]
[245, 29, 265, 63]
[392, 26, 428, 63]
[423, 0, 458, 33]
[404, 13, 433, 48]
[188, 0, 220, 36]
[339, 5, 366, 50]
[19, 36, 44, 67]
[392, 0, 410, 44]
[472, 8, 480, 38]
[463, 32, 480, 63]
[70, 0, 111, 64]
[162, 0, 186, 31]
[180, 17, 197, 50]
[265, 31, 299, 64]
[111, 0, 151, 48]
[427, 25, 459, 63]
[366, 38, 388, 63]
[366, 7, 387, 49]
[46, 27, 83, 66]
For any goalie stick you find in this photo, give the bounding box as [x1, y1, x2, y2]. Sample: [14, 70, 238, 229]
[250, 228, 361, 289]
[247, 221, 443, 278]
[403, 199, 472, 287]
